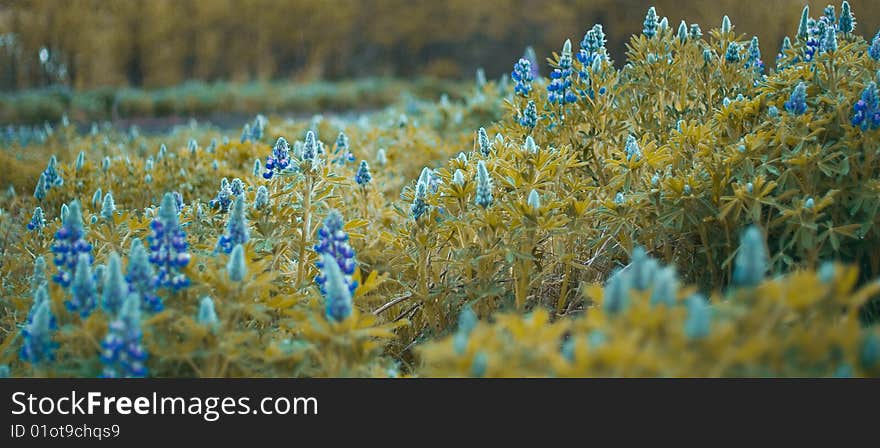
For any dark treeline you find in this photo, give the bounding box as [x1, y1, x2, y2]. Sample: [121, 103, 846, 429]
[1, 0, 878, 90]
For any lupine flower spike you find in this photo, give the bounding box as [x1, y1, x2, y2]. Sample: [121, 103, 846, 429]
[51, 201, 92, 287]
[217, 197, 249, 254]
[475, 160, 493, 208]
[320, 253, 353, 322]
[733, 225, 768, 287]
[100, 293, 148, 378]
[148, 193, 190, 290]
[314, 210, 357, 296]
[126, 238, 162, 312]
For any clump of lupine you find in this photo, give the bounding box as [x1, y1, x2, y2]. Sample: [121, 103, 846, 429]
[2, 2, 880, 378]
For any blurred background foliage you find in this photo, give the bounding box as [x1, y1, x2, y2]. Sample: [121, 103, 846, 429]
[2, 0, 879, 90]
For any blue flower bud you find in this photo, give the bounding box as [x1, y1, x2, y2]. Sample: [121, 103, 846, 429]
[474, 161, 493, 208]
[227, 244, 247, 282]
[101, 252, 127, 314]
[733, 225, 768, 287]
[684, 294, 711, 340]
[198, 296, 219, 330]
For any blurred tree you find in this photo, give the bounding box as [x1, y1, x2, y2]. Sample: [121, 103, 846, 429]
[1, 0, 878, 90]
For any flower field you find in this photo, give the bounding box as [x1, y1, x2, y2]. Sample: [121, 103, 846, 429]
[1, 3, 880, 377]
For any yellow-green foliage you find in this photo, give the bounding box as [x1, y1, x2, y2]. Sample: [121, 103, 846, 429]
[1, 5, 880, 377]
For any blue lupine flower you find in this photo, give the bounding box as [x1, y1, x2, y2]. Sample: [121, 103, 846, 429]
[188, 139, 198, 155]
[217, 197, 249, 254]
[677, 21, 688, 43]
[512, 58, 533, 97]
[333, 131, 355, 164]
[624, 135, 642, 162]
[74, 151, 85, 172]
[614, 192, 625, 204]
[689, 23, 702, 40]
[100, 192, 116, 220]
[126, 238, 161, 313]
[643, 7, 658, 38]
[230, 178, 245, 197]
[452, 169, 465, 186]
[523, 46, 540, 78]
[20, 295, 57, 366]
[520, 100, 538, 129]
[474, 160, 493, 208]
[91, 188, 103, 209]
[733, 225, 768, 287]
[27, 207, 46, 231]
[209, 178, 234, 212]
[101, 252, 127, 314]
[724, 42, 741, 63]
[721, 15, 732, 34]
[31, 256, 48, 293]
[42, 155, 63, 189]
[254, 185, 270, 210]
[768, 105, 779, 118]
[197, 296, 219, 330]
[171, 191, 184, 214]
[100, 293, 148, 378]
[603, 268, 630, 315]
[251, 115, 266, 141]
[302, 130, 318, 162]
[547, 40, 577, 105]
[411, 177, 429, 221]
[148, 193, 190, 291]
[157, 144, 167, 161]
[746, 36, 764, 74]
[453, 306, 478, 354]
[33, 172, 48, 200]
[524, 135, 538, 154]
[419, 166, 440, 194]
[376, 148, 387, 166]
[320, 251, 354, 322]
[313, 210, 358, 296]
[67, 253, 97, 317]
[629, 247, 660, 291]
[649, 266, 678, 307]
[824, 5, 836, 23]
[355, 160, 372, 186]
[821, 26, 837, 53]
[851, 82, 880, 130]
[839, 1, 854, 34]
[253, 158, 262, 177]
[227, 244, 247, 282]
[240, 123, 251, 144]
[527, 189, 541, 211]
[785, 82, 808, 115]
[870, 35, 880, 61]
[684, 294, 711, 340]
[478, 127, 492, 157]
[578, 24, 606, 64]
[51, 201, 92, 288]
